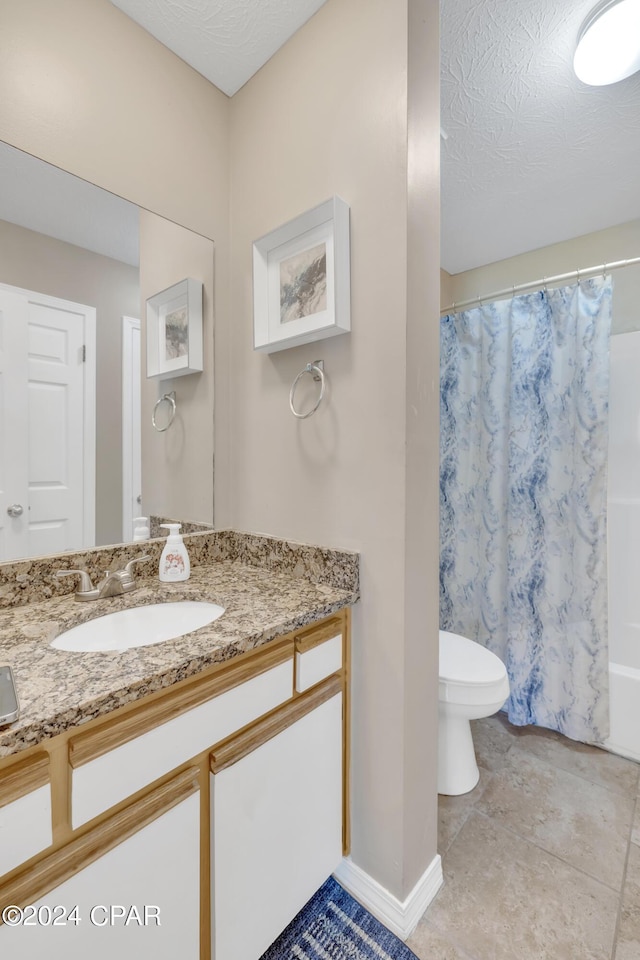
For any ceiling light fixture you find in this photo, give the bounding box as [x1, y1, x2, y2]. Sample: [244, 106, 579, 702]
[574, 0, 640, 85]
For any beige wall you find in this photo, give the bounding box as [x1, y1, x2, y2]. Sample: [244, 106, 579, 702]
[404, 0, 441, 888]
[0, 217, 139, 544]
[447, 219, 640, 335]
[229, 0, 440, 898]
[0, 0, 232, 522]
[139, 212, 215, 525]
[0, 0, 228, 242]
[440, 268, 453, 311]
[0, 0, 442, 902]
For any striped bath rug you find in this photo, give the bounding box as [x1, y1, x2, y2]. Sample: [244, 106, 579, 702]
[260, 876, 419, 959]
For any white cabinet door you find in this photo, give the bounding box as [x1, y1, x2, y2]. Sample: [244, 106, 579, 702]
[0, 784, 52, 878]
[211, 692, 343, 960]
[0, 788, 200, 959]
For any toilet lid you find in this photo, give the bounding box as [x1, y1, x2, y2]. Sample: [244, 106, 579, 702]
[439, 630, 507, 685]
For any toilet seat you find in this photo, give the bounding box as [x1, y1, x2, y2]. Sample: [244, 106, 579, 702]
[439, 630, 509, 706]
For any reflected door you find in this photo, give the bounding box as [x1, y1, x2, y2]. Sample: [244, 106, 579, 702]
[0, 288, 29, 559]
[0, 283, 96, 561]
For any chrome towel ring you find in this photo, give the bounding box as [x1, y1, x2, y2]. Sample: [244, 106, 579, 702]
[152, 391, 176, 432]
[289, 361, 325, 419]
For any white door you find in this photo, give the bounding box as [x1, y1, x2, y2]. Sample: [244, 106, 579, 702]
[0, 284, 96, 560]
[122, 316, 141, 541]
[0, 288, 29, 559]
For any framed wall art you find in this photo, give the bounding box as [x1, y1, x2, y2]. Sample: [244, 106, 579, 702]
[253, 195, 350, 353]
[146, 277, 203, 379]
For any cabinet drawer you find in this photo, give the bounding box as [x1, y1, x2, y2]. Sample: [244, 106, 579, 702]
[0, 753, 51, 877]
[71, 656, 293, 828]
[295, 620, 342, 693]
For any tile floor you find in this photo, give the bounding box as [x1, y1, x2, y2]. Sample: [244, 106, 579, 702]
[407, 714, 640, 960]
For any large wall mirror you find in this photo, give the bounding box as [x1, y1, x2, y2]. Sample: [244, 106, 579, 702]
[0, 139, 215, 563]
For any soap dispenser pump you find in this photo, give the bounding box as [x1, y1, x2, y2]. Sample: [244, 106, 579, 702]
[159, 524, 190, 582]
[133, 516, 150, 541]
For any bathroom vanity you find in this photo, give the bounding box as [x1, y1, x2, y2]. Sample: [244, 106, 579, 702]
[0, 532, 358, 960]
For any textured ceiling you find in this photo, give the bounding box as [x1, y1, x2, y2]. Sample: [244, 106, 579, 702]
[6, 1, 639, 275]
[108, 0, 328, 96]
[441, 0, 640, 273]
[108, 0, 640, 274]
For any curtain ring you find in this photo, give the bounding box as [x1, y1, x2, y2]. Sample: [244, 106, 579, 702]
[152, 392, 176, 432]
[289, 362, 325, 419]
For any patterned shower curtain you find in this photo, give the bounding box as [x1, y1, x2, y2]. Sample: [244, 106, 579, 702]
[440, 277, 612, 742]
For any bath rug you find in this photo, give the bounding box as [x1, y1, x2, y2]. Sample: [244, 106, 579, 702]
[259, 875, 419, 959]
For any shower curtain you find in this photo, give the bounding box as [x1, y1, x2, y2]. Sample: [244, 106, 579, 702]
[440, 277, 612, 742]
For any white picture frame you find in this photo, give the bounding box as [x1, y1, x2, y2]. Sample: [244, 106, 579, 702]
[253, 196, 350, 353]
[146, 278, 203, 379]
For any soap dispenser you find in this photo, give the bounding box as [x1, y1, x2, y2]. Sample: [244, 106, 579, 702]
[159, 524, 190, 582]
[133, 516, 150, 541]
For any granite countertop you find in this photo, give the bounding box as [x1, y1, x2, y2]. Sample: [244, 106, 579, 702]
[0, 559, 357, 759]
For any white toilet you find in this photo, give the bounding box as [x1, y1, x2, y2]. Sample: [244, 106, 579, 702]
[438, 630, 510, 796]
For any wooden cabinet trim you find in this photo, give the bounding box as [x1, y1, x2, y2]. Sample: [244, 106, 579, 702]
[342, 606, 351, 856]
[210, 674, 342, 775]
[294, 617, 343, 654]
[0, 752, 49, 809]
[69, 639, 293, 768]
[0, 766, 200, 919]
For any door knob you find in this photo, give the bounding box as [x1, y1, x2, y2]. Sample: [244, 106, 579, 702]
[6, 504, 24, 518]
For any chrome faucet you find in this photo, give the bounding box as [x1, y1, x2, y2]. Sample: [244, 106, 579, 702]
[56, 555, 151, 601]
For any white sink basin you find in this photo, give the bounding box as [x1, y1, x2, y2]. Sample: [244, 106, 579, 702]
[50, 601, 225, 653]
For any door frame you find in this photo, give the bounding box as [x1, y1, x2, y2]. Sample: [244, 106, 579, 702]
[0, 282, 97, 550]
[121, 315, 141, 541]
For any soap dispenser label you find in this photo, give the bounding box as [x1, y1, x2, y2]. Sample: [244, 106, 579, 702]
[163, 553, 186, 577]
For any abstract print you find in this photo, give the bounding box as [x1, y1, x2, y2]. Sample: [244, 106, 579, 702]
[440, 278, 612, 742]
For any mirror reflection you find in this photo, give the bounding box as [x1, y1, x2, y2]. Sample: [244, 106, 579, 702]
[0, 140, 214, 562]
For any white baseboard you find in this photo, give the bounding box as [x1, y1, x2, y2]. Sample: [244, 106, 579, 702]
[603, 738, 640, 763]
[333, 853, 443, 941]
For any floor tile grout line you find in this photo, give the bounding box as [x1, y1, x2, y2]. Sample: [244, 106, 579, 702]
[438, 767, 496, 857]
[467, 808, 627, 895]
[496, 726, 640, 799]
[418, 914, 484, 960]
[474, 750, 635, 892]
[609, 793, 637, 960]
[498, 739, 640, 807]
[436, 725, 640, 960]
[503, 739, 640, 799]
[434, 718, 638, 960]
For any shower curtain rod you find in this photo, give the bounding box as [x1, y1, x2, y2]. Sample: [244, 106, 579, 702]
[440, 255, 640, 315]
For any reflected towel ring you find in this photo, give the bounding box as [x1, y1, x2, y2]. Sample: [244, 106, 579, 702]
[152, 391, 176, 432]
[289, 361, 325, 419]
